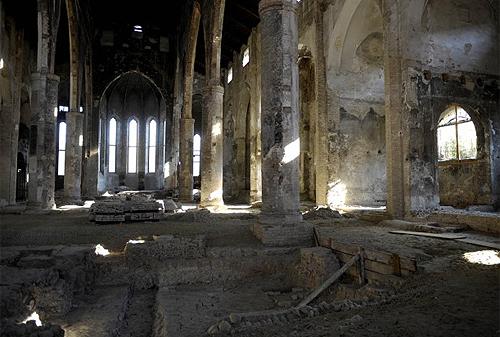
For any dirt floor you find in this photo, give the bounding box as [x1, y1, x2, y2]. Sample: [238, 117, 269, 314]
[1, 207, 499, 337]
[0, 208, 261, 251]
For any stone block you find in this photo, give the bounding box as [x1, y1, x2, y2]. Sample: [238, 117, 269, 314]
[125, 235, 207, 266]
[89, 200, 124, 214]
[0, 245, 96, 321]
[17, 255, 55, 269]
[163, 198, 181, 213]
[294, 247, 340, 289]
[251, 222, 314, 247]
[95, 214, 126, 223]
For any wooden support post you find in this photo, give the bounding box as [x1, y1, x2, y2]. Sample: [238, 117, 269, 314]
[391, 253, 401, 277]
[358, 247, 366, 285]
[313, 226, 320, 247]
[297, 254, 360, 308]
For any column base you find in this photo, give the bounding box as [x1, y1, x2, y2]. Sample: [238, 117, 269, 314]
[199, 203, 227, 213]
[199, 196, 225, 212]
[179, 195, 194, 203]
[59, 197, 84, 206]
[251, 221, 314, 247]
[259, 211, 303, 225]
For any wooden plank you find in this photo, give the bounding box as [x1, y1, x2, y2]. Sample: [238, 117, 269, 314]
[229, 308, 291, 322]
[316, 229, 334, 248]
[389, 230, 467, 240]
[331, 241, 417, 272]
[456, 238, 500, 250]
[313, 227, 320, 247]
[297, 254, 359, 308]
[335, 251, 412, 276]
[341, 262, 403, 283]
[392, 253, 401, 277]
[358, 247, 366, 285]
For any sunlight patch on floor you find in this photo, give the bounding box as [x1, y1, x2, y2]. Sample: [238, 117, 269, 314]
[463, 250, 500, 266]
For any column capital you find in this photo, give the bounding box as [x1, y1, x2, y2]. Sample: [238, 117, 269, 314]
[31, 72, 46, 83]
[46, 73, 60, 82]
[31, 72, 60, 85]
[203, 83, 225, 96]
[259, 0, 297, 15]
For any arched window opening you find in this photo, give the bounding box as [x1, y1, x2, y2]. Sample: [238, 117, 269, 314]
[163, 120, 168, 178]
[57, 122, 67, 176]
[128, 119, 138, 173]
[437, 105, 477, 161]
[98, 118, 102, 173]
[242, 48, 250, 67]
[193, 134, 201, 177]
[108, 118, 117, 173]
[147, 119, 157, 173]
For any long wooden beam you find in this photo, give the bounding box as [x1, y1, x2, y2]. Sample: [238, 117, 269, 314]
[297, 254, 360, 308]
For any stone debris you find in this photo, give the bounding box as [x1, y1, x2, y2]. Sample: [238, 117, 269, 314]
[218, 319, 232, 332]
[162, 198, 182, 213]
[303, 207, 342, 220]
[209, 296, 392, 335]
[295, 247, 340, 289]
[0, 245, 96, 324]
[125, 235, 207, 265]
[89, 193, 167, 224]
[166, 208, 212, 222]
[0, 318, 65, 337]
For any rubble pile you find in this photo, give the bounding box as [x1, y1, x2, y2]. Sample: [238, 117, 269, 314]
[89, 193, 176, 224]
[0, 245, 96, 336]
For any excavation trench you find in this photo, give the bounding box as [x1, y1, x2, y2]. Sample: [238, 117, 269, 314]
[0, 234, 407, 337]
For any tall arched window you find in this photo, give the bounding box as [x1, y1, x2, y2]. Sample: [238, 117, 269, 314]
[57, 122, 67, 176]
[147, 119, 157, 173]
[108, 118, 117, 173]
[128, 119, 138, 173]
[437, 105, 477, 161]
[163, 120, 168, 178]
[193, 134, 201, 177]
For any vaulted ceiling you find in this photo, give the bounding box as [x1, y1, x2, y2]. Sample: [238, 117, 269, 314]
[2, 0, 260, 74]
[220, 0, 260, 68]
[89, 0, 260, 73]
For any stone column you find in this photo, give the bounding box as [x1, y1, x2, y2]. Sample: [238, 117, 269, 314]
[200, 0, 226, 209]
[249, 27, 262, 205]
[492, 114, 500, 210]
[313, 0, 329, 206]
[179, 118, 195, 200]
[0, 99, 15, 206]
[252, 0, 312, 246]
[64, 109, 83, 201]
[0, 29, 23, 207]
[259, 0, 301, 224]
[28, 73, 59, 209]
[64, 0, 82, 202]
[200, 84, 225, 208]
[179, 2, 201, 202]
[82, 49, 98, 199]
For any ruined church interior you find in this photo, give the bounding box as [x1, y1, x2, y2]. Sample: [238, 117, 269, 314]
[0, 0, 499, 336]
